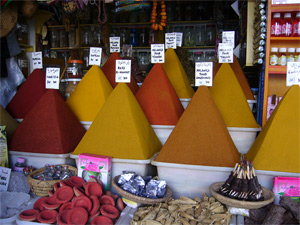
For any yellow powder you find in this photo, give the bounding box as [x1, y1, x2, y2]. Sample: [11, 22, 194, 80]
[73, 83, 162, 160]
[155, 86, 241, 167]
[246, 85, 300, 173]
[162, 48, 194, 99]
[66, 65, 113, 122]
[0, 105, 18, 142]
[209, 63, 258, 128]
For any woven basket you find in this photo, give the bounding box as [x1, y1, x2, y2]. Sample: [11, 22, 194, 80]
[112, 175, 173, 205]
[27, 164, 77, 197]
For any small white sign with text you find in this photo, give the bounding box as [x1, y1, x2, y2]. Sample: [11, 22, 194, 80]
[46, 67, 60, 89]
[195, 62, 213, 86]
[115, 60, 131, 83]
[151, 44, 165, 63]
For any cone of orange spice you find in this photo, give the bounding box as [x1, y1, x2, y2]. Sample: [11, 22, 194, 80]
[150, 0, 166, 31]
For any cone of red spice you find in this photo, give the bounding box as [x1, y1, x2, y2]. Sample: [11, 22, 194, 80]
[136, 63, 184, 125]
[9, 89, 86, 154]
[6, 69, 47, 119]
[101, 52, 139, 95]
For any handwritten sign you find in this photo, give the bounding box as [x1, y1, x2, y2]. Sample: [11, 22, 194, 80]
[32, 51, 43, 69]
[89, 47, 102, 66]
[0, 166, 11, 192]
[286, 62, 300, 86]
[151, 44, 165, 63]
[110, 37, 120, 53]
[174, 32, 183, 47]
[115, 60, 131, 83]
[195, 62, 213, 86]
[165, 33, 177, 49]
[218, 43, 233, 63]
[222, 31, 235, 48]
[46, 67, 60, 89]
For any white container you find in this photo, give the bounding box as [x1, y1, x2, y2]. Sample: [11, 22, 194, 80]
[9, 151, 75, 169]
[151, 125, 175, 145]
[247, 99, 257, 111]
[80, 121, 92, 130]
[180, 98, 191, 109]
[254, 169, 300, 191]
[227, 126, 261, 155]
[152, 160, 233, 199]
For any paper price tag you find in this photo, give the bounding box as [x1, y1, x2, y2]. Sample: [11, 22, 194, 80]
[218, 43, 233, 63]
[0, 166, 11, 192]
[115, 60, 131, 83]
[174, 32, 183, 47]
[151, 44, 165, 63]
[222, 31, 235, 48]
[286, 62, 300, 86]
[46, 67, 60, 89]
[89, 47, 102, 66]
[32, 52, 43, 69]
[195, 62, 213, 87]
[165, 33, 177, 49]
[110, 37, 120, 53]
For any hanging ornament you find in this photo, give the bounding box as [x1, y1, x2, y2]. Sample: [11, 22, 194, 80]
[150, 0, 166, 31]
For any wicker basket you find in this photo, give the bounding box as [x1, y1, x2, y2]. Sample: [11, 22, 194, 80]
[112, 175, 173, 205]
[27, 164, 77, 197]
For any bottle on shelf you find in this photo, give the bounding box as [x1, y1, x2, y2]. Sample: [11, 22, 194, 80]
[270, 47, 278, 65]
[271, 13, 281, 37]
[281, 12, 293, 37]
[287, 47, 295, 62]
[14, 157, 26, 173]
[295, 48, 300, 62]
[278, 47, 287, 66]
[293, 12, 300, 37]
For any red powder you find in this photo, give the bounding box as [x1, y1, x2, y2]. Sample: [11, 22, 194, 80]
[101, 52, 139, 95]
[136, 64, 184, 125]
[9, 90, 86, 154]
[6, 69, 47, 119]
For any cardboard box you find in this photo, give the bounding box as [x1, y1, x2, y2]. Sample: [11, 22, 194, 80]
[78, 153, 112, 191]
[273, 177, 300, 205]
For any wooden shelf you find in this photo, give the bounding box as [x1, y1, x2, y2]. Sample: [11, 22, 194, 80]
[270, 4, 300, 12]
[268, 65, 287, 74]
[50, 47, 79, 50]
[48, 24, 76, 29]
[270, 37, 300, 41]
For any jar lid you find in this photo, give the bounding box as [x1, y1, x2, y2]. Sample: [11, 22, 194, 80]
[279, 48, 287, 52]
[284, 12, 291, 18]
[273, 13, 281, 18]
[271, 47, 278, 52]
[67, 60, 84, 64]
[17, 157, 25, 163]
[288, 48, 295, 53]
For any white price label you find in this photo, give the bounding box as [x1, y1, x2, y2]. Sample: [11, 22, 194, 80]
[46, 67, 60, 89]
[218, 43, 233, 63]
[89, 47, 102, 66]
[151, 44, 165, 64]
[195, 62, 213, 87]
[174, 32, 183, 47]
[32, 52, 43, 69]
[286, 62, 300, 86]
[0, 166, 11, 192]
[165, 33, 177, 49]
[222, 31, 235, 48]
[110, 37, 120, 53]
[115, 60, 131, 83]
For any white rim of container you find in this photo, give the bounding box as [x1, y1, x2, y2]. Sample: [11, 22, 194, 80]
[227, 127, 261, 132]
[9, 151, 71, 158]
[151, 125, 176, 129]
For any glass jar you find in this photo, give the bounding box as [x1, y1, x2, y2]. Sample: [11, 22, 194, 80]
[278, 47, 287, 66]
[66, 60, 84, 79]
[17, 50, 29, 78]
[185, 5, 192, 21]
[17, 18, 29, 45]
[83, 49, 90, 70]
[68, 27, 76, 47]
[82, 27, 91, 47]
[194, 25, 206, 46]
[139, 27, 149, 47]
[65, 79, 81, 99]
[14, 157, 26, 173]
[205, 50, 216, 62]
[194, 51, 205, 63]
[281, 12, 293, 37]
[120, 27, 129, 47]
[184, 26, 194, 47]
[149, 29, 156, 45]
[51, 29, 59, 48]
[293, 12, 300, 37]
[166, 1, 174, 22]
[130, 28, 139, 47]
[295, 48, 300, 62]
[287, 47, 295, 62]
[271, 13, 282, 37]
[270, 47, 279, 65]
[60, 29, 68, 47]
[205, 24, 216, 46]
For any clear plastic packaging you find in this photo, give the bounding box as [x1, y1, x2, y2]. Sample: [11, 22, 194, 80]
[281, 12, 293, 37]
[271, 13, 281, 37]
[278, 47, 287, 66]
[287, 47, 295, 63]
[293, 12, 300, 37]
[270, 47, 278, 65]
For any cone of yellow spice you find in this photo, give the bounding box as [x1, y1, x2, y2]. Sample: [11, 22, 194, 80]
[162, 48, 194, 99]
[155, 86, 240, 167]
[246, 85, 300, 173]
[209, 63, 259, 128]
[66, 65, 113, 122]
[73, 83, 162, 160]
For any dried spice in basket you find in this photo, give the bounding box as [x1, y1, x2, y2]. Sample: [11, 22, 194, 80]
[66, 65, 113, 122]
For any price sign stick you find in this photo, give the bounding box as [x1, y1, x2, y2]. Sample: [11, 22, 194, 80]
[59, 56, 71, 82]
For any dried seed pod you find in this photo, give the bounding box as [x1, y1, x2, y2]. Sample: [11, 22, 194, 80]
[185, 208, 194, 217]
[202, 193, 209, 202]
[145, 220, 162, 225]
[168, 204, 179, 213]
[165, 216, 175, 225]
[156, 210, 169, 222]
[194, 206, 202, 218]
[141, 211, 157, 223]
[179, 217, 190, 225]
[180, 211, 195, 221]
[194, 197, 202, 202]
[211, 206, 225, 214]
[209, 197, 216, 203]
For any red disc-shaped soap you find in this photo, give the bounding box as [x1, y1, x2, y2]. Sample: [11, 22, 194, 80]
[85, 182, 103, 197]
[54, 182, 60, 192]
[71, 196, 92, 213]
[73, 186, 86, 197]
[88, 211, 100, 224]
[33, 197, 47, 211]
[59, 202, 72, 213]
[57, 209, 70, 225]
[91, 215, 113, 225]
[60, 180, 72, 187]
[100, 205, 120, 220]
[116, 197, 125, 212]
[68, 176, 85, 187]
[54, 186, 74, 203]
[99, 195, 115, 206]
[67, 207, 88, 225]
[89, 195, 100, 216]
[19, 209, 39, 221]
[37, 209, 58, 224]
[42, 196, 61, 210]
